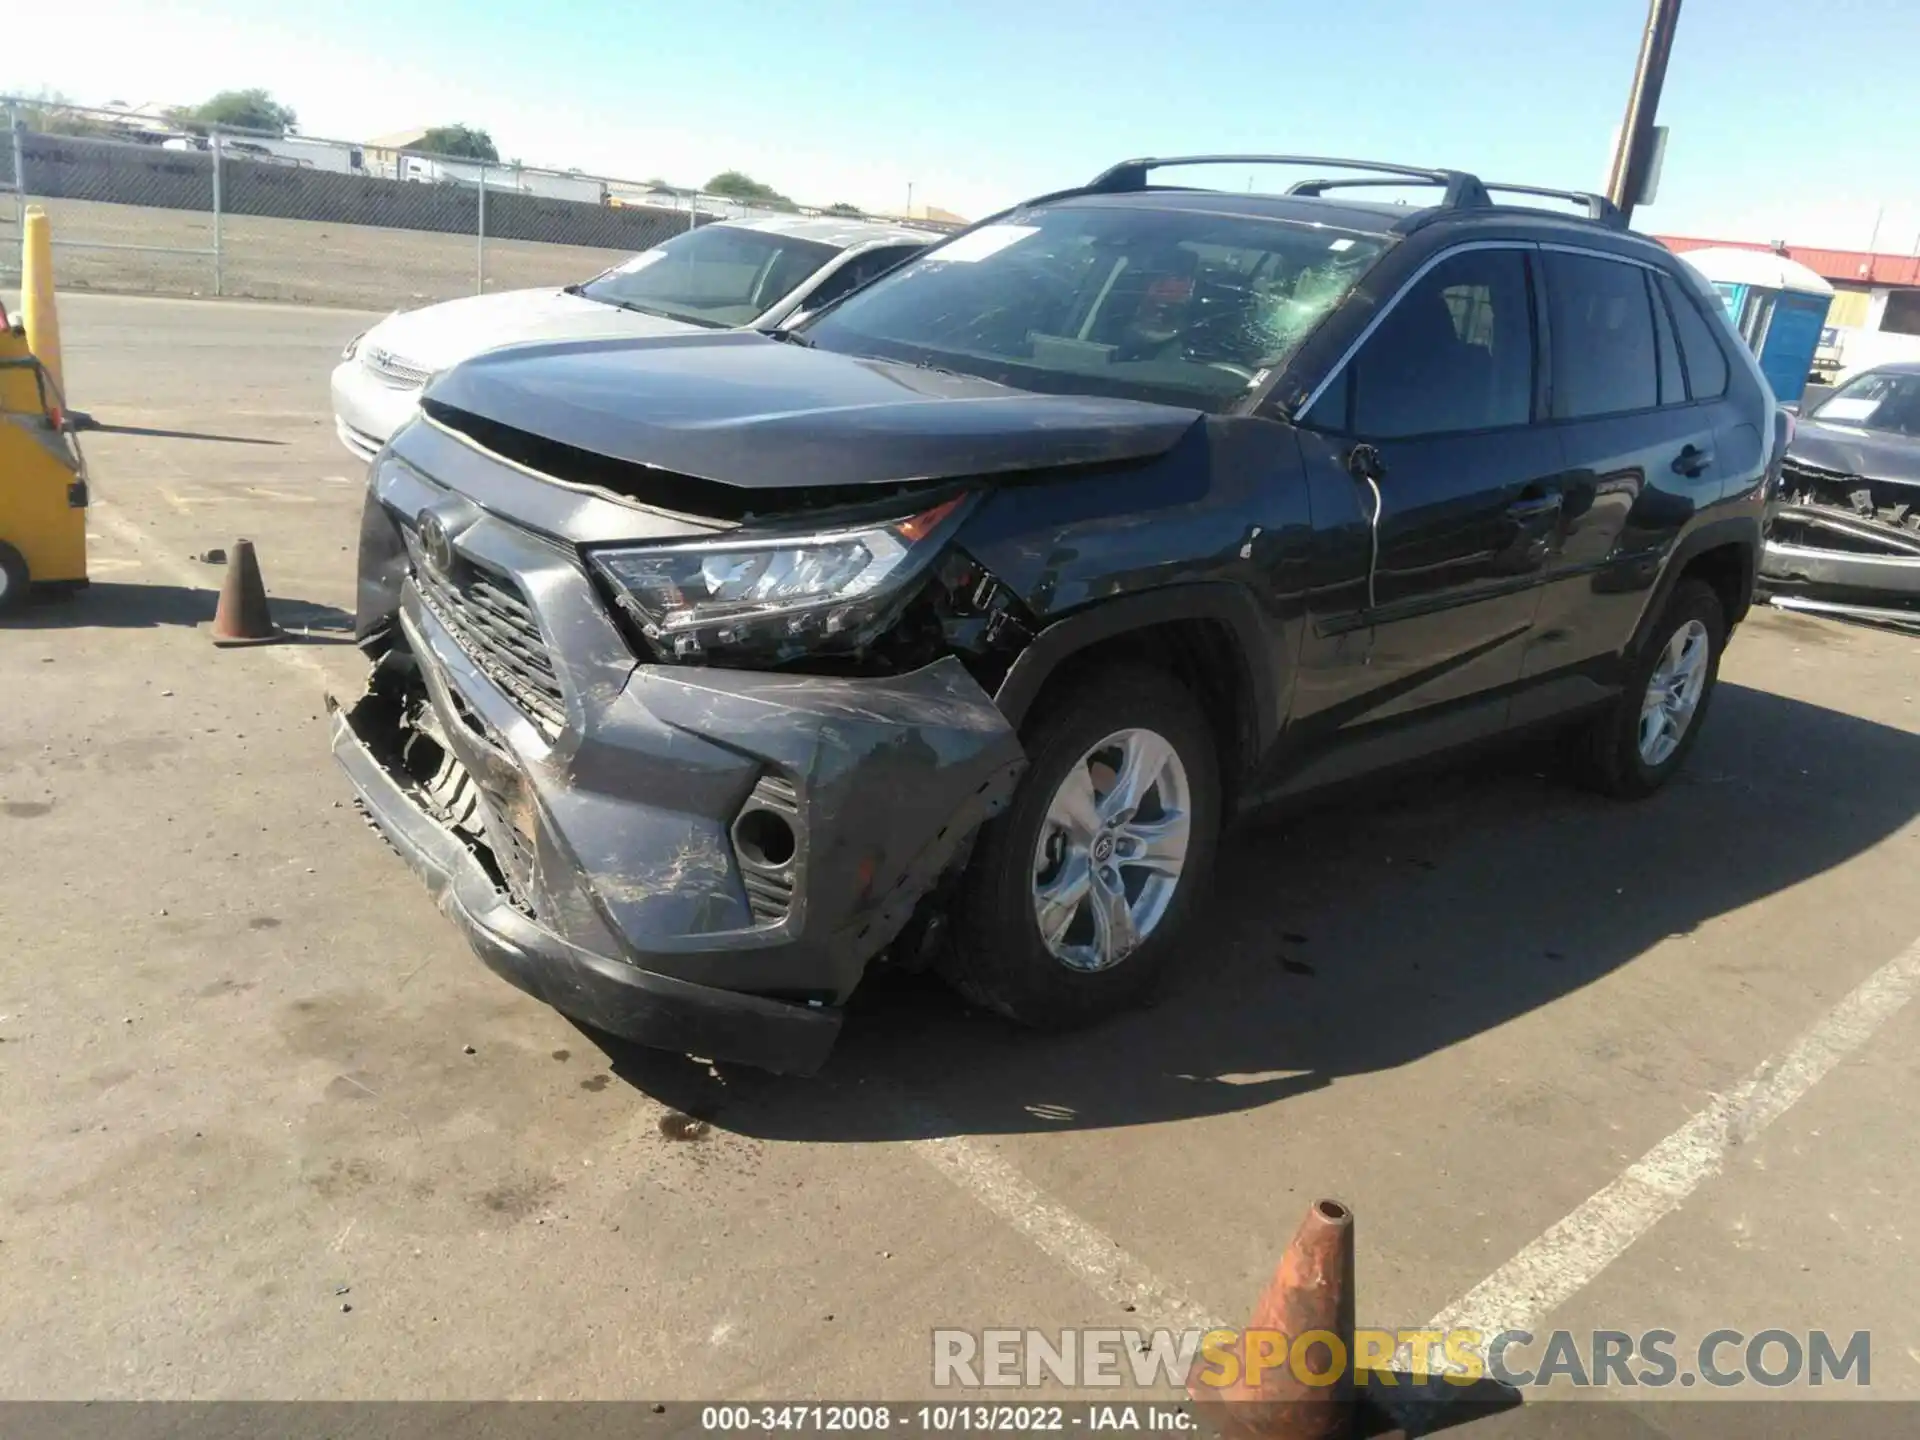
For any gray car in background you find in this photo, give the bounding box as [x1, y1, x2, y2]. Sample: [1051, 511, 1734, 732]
[1763, 363, 1920, 626]
[329, 216, 931, 460]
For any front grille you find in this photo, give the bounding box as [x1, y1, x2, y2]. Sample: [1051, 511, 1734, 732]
[410, 554, 567, 736]
[362, 347, 433, 390]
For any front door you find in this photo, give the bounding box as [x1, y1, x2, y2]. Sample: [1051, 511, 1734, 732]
[1285, 244, 1561, 780]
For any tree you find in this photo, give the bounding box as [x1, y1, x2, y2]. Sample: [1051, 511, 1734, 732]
[420, 124, 498, 162]
[704, 170, 792, 207]
[168, 89, 297, 136]
[823, 201, 865, 218]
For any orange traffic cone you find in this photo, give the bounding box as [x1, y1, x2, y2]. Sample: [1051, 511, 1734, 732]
[210, 538, 283, 646]
[1188, 1200, 1357, 1440]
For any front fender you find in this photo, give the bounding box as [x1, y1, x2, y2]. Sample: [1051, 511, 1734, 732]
[993, 581, 1280, 741]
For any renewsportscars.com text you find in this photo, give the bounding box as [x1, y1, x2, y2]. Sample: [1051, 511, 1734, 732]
[932, 1327, 1871, 1390]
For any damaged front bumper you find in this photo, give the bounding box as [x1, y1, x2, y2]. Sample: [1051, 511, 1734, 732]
[334, 452, 1025, 1075]
[331, 691, 850, 1074]
[1762, 470, 1920, 611]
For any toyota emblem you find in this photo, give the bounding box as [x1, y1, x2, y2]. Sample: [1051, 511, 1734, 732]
[418, 511, 455, 575]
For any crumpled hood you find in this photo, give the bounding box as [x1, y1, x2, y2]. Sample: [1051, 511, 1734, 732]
[365, 286, 698, 373]
[1789, 419, 1920, 489]
[422, 331, 1204, 490]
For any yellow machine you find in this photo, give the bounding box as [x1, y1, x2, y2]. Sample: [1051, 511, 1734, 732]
[0, 302, 88, 613]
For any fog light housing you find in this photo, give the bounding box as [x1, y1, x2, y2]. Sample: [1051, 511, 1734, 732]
[732, 774, 803, 926]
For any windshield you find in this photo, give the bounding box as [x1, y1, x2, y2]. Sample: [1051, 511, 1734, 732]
[1811, 370, 1920, 437]
[579, 225, 839, 327]
[801, 203, 1389, 410]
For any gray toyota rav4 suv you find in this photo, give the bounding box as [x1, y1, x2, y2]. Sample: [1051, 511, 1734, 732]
[332, 155, 1779, 1075]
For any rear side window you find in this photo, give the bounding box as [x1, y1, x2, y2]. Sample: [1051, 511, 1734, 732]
[1545, 252, 1658, 418]
[1346, 248, 1534, 438]
[1656, 271, 1731, 400]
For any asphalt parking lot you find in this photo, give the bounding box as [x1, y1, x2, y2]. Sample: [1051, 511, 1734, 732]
[4, 291, 1920, 1416]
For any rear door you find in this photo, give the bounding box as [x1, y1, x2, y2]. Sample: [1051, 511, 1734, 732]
[1519, 248, 1735, 697]
[1288, 243, 1561, 762]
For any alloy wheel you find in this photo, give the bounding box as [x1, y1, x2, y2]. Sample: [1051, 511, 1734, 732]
[1638, 618, 1711, 766]
[1030, 727, 1192, 973]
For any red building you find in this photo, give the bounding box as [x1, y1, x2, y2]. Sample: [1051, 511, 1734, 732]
[1657, 235, 1920, 337]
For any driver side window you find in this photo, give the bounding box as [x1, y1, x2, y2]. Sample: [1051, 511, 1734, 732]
[1316, 248, 1537, 439]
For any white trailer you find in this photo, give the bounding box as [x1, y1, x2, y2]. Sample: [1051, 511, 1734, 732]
[393, 154, 604, 204]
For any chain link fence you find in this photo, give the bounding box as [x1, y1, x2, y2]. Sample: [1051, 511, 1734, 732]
[1, 97, 959, 311]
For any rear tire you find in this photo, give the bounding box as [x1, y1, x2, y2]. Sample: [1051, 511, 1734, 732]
[941, 664, 1222, 1028]
[0, 543, 30, 616]
[1577, 578, 1726, 799]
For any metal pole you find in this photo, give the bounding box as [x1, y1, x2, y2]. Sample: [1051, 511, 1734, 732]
[1604, 0, 1683, 225]
[210, 125, 223, 297]
[476, 163, 486, 294]
[10, 103, 25, 232]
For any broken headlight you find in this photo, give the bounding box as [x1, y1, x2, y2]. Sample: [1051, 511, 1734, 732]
[589, 494, 968, 659]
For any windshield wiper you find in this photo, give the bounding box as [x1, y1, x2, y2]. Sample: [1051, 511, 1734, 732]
[767, 328, 814, 347]
[600, 297, 688, 322]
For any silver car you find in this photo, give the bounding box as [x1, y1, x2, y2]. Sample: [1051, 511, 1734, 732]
[329, 216, 931, 460]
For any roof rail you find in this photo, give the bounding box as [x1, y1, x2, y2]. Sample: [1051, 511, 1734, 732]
[1283, 175, 1626, 230]
[1480, 182, 1626, 229]
[1087, 154, 1493, 211]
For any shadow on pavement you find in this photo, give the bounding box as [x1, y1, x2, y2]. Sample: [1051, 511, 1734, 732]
[588, 682, 1920, 1140]
[10, 581, 352, 634]
[87, 422, 285, 446]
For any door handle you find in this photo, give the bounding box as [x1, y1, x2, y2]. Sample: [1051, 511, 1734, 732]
[1672, 444, 1715, 478]
[1505, 492, 1564, 521]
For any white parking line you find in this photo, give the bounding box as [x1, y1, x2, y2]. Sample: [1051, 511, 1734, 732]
[900, 929, 1920, 1371]
[1420, 931, 1920, 1350]
[896, 1100, 1225, 1334]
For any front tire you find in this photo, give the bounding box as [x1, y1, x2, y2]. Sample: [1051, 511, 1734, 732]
[0, 542, 30, 616]
[941, 664, 1222, 1028]
[1578, 578, 1726, 798]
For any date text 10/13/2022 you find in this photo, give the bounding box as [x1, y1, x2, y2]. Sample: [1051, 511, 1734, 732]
[699, 1405, 1196, 1432]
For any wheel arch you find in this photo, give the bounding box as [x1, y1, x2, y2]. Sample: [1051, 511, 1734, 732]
[1629, 518, 1759, 661]
[992, 583, 1279, 806]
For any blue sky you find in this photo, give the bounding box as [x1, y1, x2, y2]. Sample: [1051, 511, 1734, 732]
[12, 0, 1920, 249]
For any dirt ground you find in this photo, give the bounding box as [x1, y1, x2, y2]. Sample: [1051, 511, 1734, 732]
[3, 292, 1918, 1426]
[0, 195, 639, 309]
